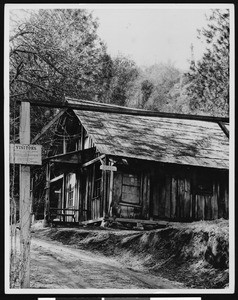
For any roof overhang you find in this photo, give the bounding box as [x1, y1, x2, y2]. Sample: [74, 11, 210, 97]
[44, 147, 96, 165]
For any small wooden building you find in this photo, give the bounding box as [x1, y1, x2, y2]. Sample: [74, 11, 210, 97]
[43, 98, 229, 225]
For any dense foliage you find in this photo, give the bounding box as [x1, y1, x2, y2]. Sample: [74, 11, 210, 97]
[10, 9, 112, 142]
[10, 9, 110, 101]
[128, 63, 185, 112]
[102, 55, 139, 106]
[185, 9, 230, 117]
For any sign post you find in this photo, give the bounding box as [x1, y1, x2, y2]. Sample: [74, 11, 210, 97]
[10, 101, 42, 288]
[19, 101, 31, 288]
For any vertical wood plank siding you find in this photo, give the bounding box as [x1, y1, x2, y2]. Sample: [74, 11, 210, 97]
[89, 167, 93, 219]
[224, 185, 229, 219]
[164, 175, 171, 218]
[184, 178, 190, 219]
[84, 171, 89, 220]
[103, 168, 108, 216]
[112, 173, 123, 217]
[74, 172, 80, 221]
[145, 173, 150, 219]
[151, 166, 228, 221]
[91, 164, 96, 219]
[78, 171, 83, 221]
[205, 195, 211, 220]
[142, 173, 149, 218]
[213, 182, 219, 219]
[81, 161, 228, 222]
[171, 177, 177, 219]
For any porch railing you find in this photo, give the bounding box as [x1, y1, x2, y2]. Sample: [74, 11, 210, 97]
[49, 207, 80, 222]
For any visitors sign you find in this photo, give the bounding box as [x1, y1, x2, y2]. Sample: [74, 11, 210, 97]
[10, 144, 42, 165]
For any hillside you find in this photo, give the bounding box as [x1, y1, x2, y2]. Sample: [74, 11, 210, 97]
[32, 218, 229, 289]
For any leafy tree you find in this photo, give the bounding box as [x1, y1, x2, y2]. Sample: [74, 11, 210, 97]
[141, 79, 154, 108]
[10, 9, 110, 103]
[9, 9, 113, 142]
[104, 55, 139, 106]
[128, 62, 182, 111]
[185, 9, 230, 116]
[167, 74, 193, 114]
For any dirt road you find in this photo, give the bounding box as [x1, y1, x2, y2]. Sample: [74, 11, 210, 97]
[30, 237, 184, 289]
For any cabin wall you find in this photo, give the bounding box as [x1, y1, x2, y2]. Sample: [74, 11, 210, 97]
[109, 162, 228, 222]
[151, 165, 228, 221]
[50, 161, 228, 223]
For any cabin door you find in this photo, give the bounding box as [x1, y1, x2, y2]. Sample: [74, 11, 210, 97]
[91, 164, 102, 219]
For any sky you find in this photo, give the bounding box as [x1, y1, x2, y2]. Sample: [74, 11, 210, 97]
[6, 4, 230, 71]
[92, 7, 211, 71]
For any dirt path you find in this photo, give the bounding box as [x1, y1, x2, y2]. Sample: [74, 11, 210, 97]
[30, 237, 184, 289]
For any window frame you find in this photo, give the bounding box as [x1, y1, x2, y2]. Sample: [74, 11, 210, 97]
[120, 172, 141, 205]
[193, 173, 213, 196]
[68, 183, 74, 207]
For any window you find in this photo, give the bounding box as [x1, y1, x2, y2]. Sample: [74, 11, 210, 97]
[194, 174, 213, 195]
[121, 173, 141, 204]
[68, 184, 74, 207]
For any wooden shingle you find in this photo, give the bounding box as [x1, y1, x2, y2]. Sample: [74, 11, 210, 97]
[73, 109, 229, 170]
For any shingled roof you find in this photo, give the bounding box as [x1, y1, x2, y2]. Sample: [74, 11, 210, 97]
[66, 98, 229, 170]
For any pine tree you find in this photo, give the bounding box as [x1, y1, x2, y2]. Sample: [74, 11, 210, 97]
[186, 9, 230, 116]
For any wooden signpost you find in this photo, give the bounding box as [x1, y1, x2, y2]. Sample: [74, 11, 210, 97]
[10, 101, 42, 288]
[19, 101, 31, 288]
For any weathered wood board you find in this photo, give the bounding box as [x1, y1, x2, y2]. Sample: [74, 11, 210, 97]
[151, 166, 228, 221]
[10, 144, 42, 165]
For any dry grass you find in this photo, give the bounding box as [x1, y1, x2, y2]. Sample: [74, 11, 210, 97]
[31, 218, 229, 288]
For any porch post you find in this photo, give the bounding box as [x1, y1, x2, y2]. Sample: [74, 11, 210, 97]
[100, 156, 107, 218]
[43, 162, 50, 226]
[108, 163, 115, 216]
[62, 173, 67, 222]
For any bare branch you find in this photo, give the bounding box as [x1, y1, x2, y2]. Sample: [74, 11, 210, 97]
[12, 49, 37, 55]
[10, 92, 29, 98]
[13, 46, 66, 77]
[10, 31, 34, 42]
[10, 61, 24, 86]
[16, 79, 49, 91]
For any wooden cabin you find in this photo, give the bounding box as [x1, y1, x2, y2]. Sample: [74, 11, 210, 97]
[43, 98, 229, 226]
